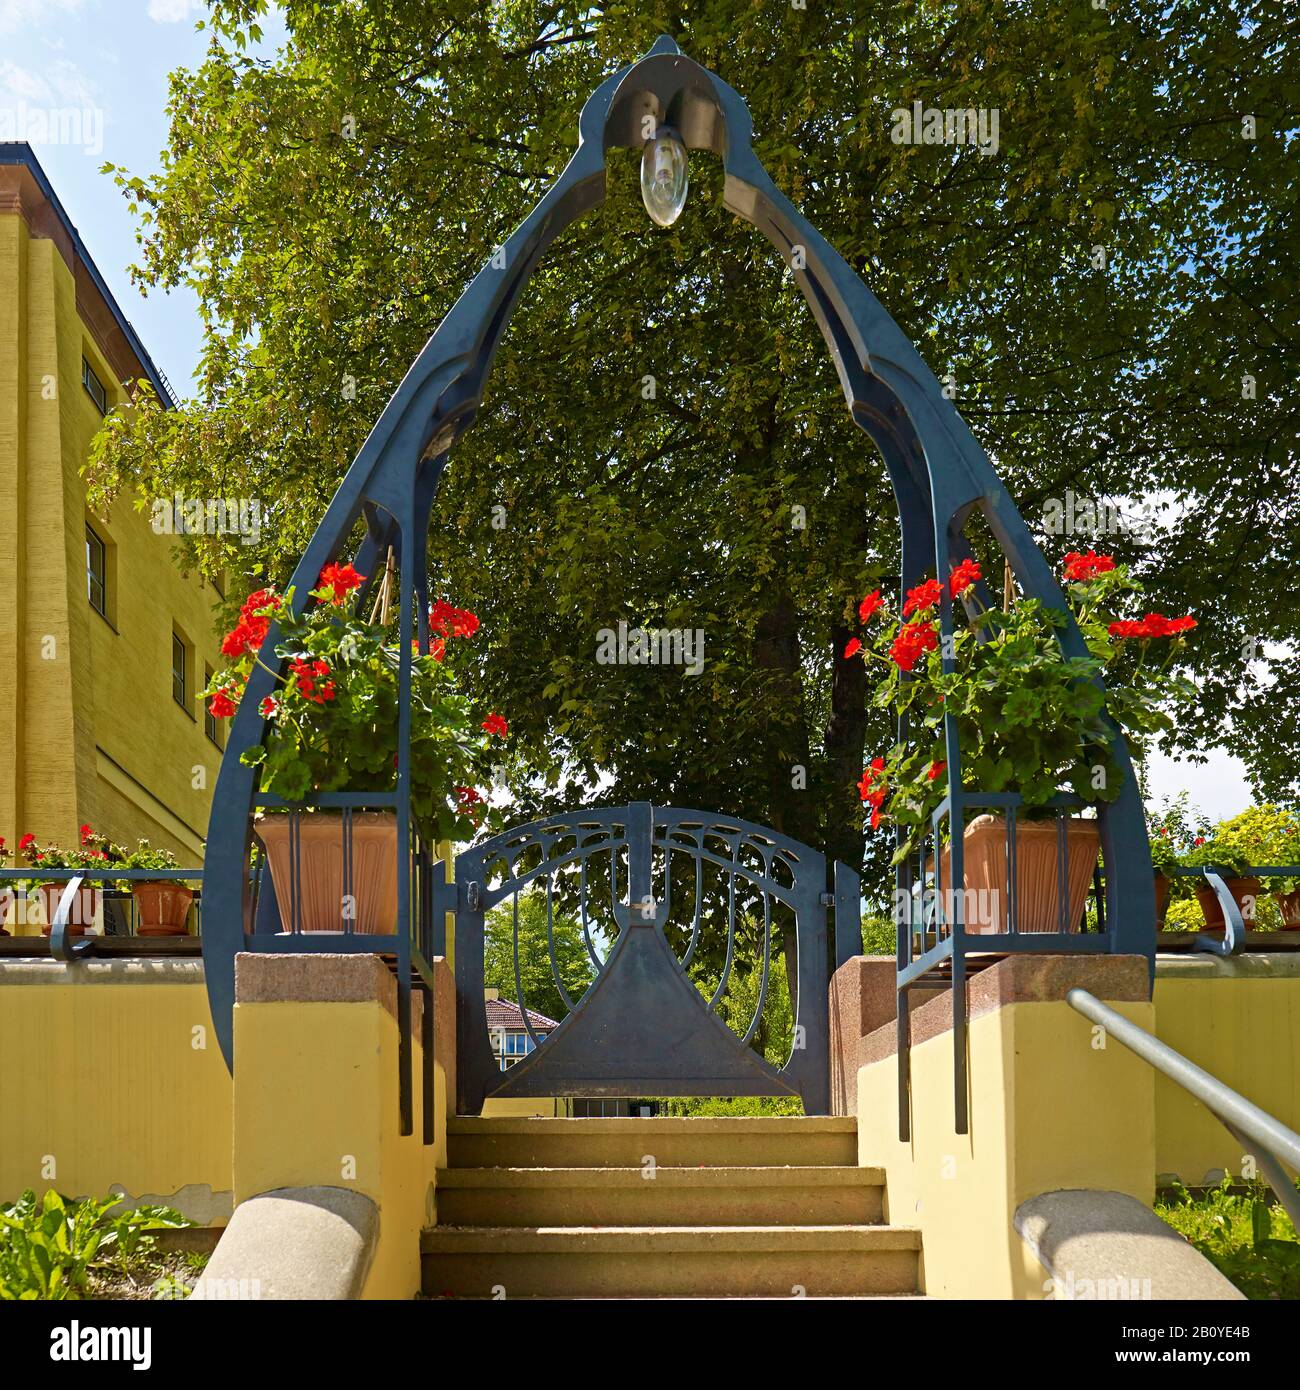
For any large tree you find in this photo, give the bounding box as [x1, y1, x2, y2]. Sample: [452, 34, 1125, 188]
[90, 1, 1300, 910]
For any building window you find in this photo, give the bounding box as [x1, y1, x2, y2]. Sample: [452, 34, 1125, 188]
[204, 664, 222, 747]
[172, 631, 190, 712]
[86, 525, 107, 616]
[82, 357, 107, 415]
[497, 1032, 540, 1070]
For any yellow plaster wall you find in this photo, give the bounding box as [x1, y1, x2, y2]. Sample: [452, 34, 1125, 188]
[232, 995, 437, 1300]
[1152, 962, 1300, 1185]
[857, 998, 1156, 1300]
[0, 203, 222, 877]
[0, 966, 232, 1222]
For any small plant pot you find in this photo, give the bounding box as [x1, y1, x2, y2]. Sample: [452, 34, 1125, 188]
[36, 883, 100, 936]
[132, 882, 194, 936]
[255, 810, 397, 935]
[1194, 878, 1261, 932]
[1273, 889, 1300, 931]
[940, 814, 1101, 934]
[1154, 874, 1170, 928]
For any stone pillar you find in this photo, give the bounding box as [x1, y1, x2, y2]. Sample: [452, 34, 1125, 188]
[230, 952, 448, 1298]
[855, 954, 1156, 1298]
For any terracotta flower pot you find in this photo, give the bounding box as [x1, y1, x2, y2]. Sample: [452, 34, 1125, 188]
[1275, 889, 1300, 931]
[255, 810, 397, 935]
[1195, 878, 1261, 932]
[36, 883, 100, 936]
[940, 814, 1101, 934]
[132, 882, 194, 936]
[1154, 874, 1170, 928]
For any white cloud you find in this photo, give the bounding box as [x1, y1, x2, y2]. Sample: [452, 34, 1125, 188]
[0, 57, 99, 110]
[0, 0, 86, 37]
[147, 0, 197, 21]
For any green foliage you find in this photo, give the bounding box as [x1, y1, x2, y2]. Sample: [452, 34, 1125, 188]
[83, 2, 1300, 899]
[483, 891, 595, 1023]
[863, 561, 1194, 861]
[860, 913, 896, 957]
[117, 841, 183, 875]
[661, 1095, 804, 1117]
[0, 1191, 189, 1301]
[1148, 792, 1193, 876]
[1156, 1178, 1300, 1300]
[1163, 898, 1205, 933]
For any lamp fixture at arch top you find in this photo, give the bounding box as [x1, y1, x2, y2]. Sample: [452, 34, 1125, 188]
[640, 125, 689, 226]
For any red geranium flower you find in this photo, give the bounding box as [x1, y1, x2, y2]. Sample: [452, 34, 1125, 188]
[927, 760, 946, 782]
[290, 657, 336, 704]
[208, 687, 238, 719]
[857, 589, 885, 623]
[18, 833, 36, 852]
[843, 637, 862, 659]
[1063, 551, 1116, 583]
[889, 621, 939, 673]
[949, 560, 981, 597]
[430, 600, 480, 639]
[318, 562, 366, 606]
[857, 757, 888, 830]
[481, 713, 508, 738]
[79, 824, 93, 845]
[1109, 612, 1197, 641]
[902, 579, 943, 618]
[259, 695, 279, 719]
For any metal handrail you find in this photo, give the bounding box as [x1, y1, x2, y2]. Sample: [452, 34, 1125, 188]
[1066, 987, 1300, 1229]
[1165, 863, 1300, 958]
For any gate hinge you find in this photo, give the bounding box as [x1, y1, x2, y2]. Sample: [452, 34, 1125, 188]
[819, 891, 835, 907]
[466, 881, 482, 912]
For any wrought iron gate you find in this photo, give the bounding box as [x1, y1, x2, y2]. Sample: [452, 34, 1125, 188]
[451, 803, 862, 1116]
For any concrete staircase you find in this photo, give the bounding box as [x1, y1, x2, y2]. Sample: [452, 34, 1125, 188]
[421, 1116, 922, 1298]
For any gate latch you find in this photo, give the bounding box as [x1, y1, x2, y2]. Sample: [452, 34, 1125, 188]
[819, 892, 835, 907]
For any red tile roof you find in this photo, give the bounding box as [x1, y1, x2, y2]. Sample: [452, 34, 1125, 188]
[485, 997, 559, 1031]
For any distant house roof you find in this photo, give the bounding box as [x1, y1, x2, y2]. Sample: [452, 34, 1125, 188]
[486, 997, 559, 1031]
[0, 142, 177, 409]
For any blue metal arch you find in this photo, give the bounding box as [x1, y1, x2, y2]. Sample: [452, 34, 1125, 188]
[201, 36, 1154, 1099]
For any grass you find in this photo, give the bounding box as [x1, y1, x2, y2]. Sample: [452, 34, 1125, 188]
[1156, 1177, 1300, 1299]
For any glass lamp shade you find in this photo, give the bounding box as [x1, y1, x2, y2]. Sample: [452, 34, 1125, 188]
[640, 127, 689, 227]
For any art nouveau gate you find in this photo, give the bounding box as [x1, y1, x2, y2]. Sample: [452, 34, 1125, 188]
[452, 803, 862, 1116]
[202, 35, 1154, 1141]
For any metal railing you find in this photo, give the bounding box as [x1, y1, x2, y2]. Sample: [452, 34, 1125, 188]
[896, 796, 1143, 1137]
[1067, 988, 1300, 1230]
[1167, 864, 1300, 958]
[0, 868, 205, 961]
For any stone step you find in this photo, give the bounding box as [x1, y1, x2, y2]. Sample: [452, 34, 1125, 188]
[435, 1165, 885, 1227]
[420, 1223, 920, 1299]
[446, 1115, 859, 1170]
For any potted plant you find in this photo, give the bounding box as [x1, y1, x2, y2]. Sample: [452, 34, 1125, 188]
[13, 826, 119, 936]
[850, 551, 1196, 934]
[1149, 829, 1179, 929]
[1182, 819, 1258, 931]
[118, 842, 193, 936]
[205, 563, 504, 934]
[1190, 805, 1300, 931]
[0, 837, 10, 936]
[1147, 792, 1197, 930]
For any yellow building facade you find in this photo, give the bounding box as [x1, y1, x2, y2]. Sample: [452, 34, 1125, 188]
[0, 145, 221, 872]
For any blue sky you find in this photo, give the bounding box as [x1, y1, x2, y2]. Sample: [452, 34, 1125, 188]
[0, 0, 1257, 820]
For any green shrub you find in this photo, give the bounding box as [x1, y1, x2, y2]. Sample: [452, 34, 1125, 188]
[1156, 1177, 1300, 1300]
[0, 1190, 188, 1300]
